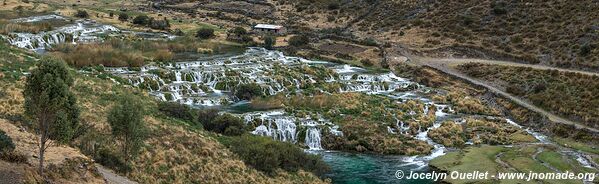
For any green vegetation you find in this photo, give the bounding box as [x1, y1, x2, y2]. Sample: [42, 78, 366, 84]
[458, 63, 599, 129]
[254, 93, 434, 155]
[196, 28, 215, 39]
[118, 12, 129, 22]
[107, 95, 147, 164]
[157, 102, 197, 125]
[264, 36, 275, 50]
[132, 15, 170, 30]
[430, 145, 504, 184]
[0, 130, 14, 152]
[75, 10, 89, 18]
[289, 35, 309, 47]
[24, 59, 80, 176]
[553, 137, 599, 155]
[537, 151, 572, 172]
[204, 114, 246, 136]
[234, 83, 264, 100]
[132, 15, 150, 25]
[222, 135, 330, 176]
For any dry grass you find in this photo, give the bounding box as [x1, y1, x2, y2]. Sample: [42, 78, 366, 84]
[49, 43, 145, 67]
[69, 75, 327, 183]
[0, 119, 105, 183]
[0, 21, 52, 34]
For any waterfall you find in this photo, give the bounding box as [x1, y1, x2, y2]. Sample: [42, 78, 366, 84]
[305, 127, 322, 150]
[273, 118, 297, 143]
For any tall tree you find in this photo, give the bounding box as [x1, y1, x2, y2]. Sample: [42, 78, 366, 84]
[24, 59, 80, 176]
[108, 95, 146, 163]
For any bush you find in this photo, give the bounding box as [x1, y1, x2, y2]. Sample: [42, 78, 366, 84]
[361, 38, 378, 46]
[327, 2, 339, 10]
[118, 13, 129, 22]
[264, 36, 275, 50]
[0, 151, 27, 163]
[289, 35, 309, 47]
[148, 18, 170, 30]
[491, 1, 508, 15]
[231, 27, 247, 36]
[234, 83, 263, 100]
[203, 114, 245, 136]
[579, 44, 591, 56]
[75, 10, 89, 18]
[197, 109, 219, 127]
[132, 15, 150, 25]
[0, 130, 15, 153]
[95, 148, 131, 173]
[158, 102, 196, 123]
[196, 28, 215, 39]
[360, 59, 374, 67]
[225, 135, 329, 176]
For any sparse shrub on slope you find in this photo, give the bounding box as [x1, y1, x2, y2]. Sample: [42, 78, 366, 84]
[0, 130, 14, 152]
[224, 135, 330, 176]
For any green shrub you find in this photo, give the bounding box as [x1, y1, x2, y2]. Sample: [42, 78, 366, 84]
[132, 15, 150, 25]
[579, 44, 591, 56]
[0, 130, 15, 153]
[360, 59, 374, 67]
[234, 83, 263, 100]
[491, 1, 508, 15]
[263, 36, 275, 50]
[0, 151, 27, 163]
[289, 35, 309, 47]
[148, 18, 170, 30]
[197, 109, 219, 127]
[75, 10, 89, 18]
[203, 114, 245, 136]
[327, 2, 339, 10]
[231, 27, 247, 36]
[196, 28, 215, 39]
[118, 13, 129, 22]
[158, 102, 197, 124]
[225, 135, 329, 176]
[95, 148, 131, 173]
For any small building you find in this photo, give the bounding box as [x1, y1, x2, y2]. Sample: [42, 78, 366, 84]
[253, 24, 286, 34]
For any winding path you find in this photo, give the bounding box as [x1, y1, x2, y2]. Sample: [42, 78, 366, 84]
[409, 57, 599, 133]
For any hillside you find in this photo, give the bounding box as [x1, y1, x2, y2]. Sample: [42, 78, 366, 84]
[161, 0, 598, 71]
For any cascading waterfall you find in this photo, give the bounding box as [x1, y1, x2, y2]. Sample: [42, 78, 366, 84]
[105, 48, 419, 107]
[3, 15, 176, 51]
[305, 127, 322, 150]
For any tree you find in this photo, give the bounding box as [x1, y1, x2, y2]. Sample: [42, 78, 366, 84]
[75, 10, 89, 18]
[118, 12, 129, 22]
[231, 27, 247, 36]
[196, 28, 215, 39]
[289, 35, 309, 47]
[107, 95, 146, 163]
[234, 83, 263, 100]
[132, 15, 150, 25]
[24, 59, 80, 176]
[208, 114, 245, 136]
[263, 36, 275, 50]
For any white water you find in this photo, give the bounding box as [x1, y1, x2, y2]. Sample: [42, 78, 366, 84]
[3, 15, 176, 51]
[109, 48, 419, 107]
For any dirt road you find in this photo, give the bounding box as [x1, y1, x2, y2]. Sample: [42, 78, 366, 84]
[95, 164, 137, 184]
[418, 57, 599, 76]
[411, 57, 599, 133]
